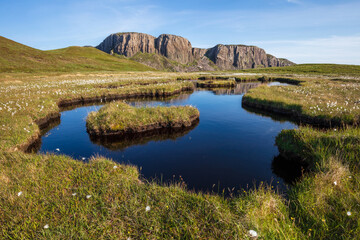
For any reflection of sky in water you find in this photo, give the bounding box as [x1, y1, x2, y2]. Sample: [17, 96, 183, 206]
[40, 83, 298, 194]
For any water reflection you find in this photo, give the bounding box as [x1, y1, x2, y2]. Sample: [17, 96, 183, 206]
[89, 120, 199, 151]
[39, 83, 299, 193]
[271, 155, 308, 185]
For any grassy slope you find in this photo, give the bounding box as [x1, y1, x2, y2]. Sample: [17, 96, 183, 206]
[0, 36, 154, 73]
[130, 52, 182, 72]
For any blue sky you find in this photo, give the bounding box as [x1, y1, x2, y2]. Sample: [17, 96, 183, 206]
[1, 0, 360, 64]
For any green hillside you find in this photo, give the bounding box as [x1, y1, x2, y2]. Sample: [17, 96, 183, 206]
[0, 36, 154, 73]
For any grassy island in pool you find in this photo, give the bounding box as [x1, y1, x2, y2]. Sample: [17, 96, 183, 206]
[86, 102, 200, 136]
[196, 79, 236, 88]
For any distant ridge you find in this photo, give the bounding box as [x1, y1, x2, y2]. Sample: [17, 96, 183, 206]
[96, 32, 295, 71]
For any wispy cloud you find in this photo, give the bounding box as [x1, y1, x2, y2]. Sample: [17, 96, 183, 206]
[287, 0, 302, 4]
[254, 35, 360, 64]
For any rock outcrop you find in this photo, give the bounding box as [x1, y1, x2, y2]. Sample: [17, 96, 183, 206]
[96, 32, 294, 71]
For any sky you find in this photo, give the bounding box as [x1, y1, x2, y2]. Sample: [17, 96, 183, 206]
[1, 0, 360, 64]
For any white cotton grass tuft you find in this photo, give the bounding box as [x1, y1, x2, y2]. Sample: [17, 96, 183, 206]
[55, 148, 60, 152]
[44, 224, 49, 229]
[333, 181, 337, 186]
[145, 206, 151, 212]
[347, 211, 352, 216]
[72, 193, 77, 196]
[249, 229, 258, 237]
[86, 195, 92, 199]
[82, 157, 86, 160]
[113, 165, 118, 169]
[17, 191, 23, 196]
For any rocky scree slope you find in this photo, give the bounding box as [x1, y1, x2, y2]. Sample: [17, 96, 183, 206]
[96, 32, 294, 71]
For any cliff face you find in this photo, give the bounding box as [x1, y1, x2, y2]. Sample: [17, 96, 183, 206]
[96, 32, 294, 71]
[97, 33, 156, 56]
[155, 34, 193, 64]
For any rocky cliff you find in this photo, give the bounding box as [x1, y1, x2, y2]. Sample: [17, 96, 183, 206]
[96, 32, 294, 71]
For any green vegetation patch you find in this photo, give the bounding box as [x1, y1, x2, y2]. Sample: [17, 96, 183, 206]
[0, 36, 154, 73]
[275, 127, 360, 239]
[0, 74, 194, 151]
[243, 77, 360, 126]
[241, 64, 360, 77]
[0, 152, 304, 239]
[197, 79, 236, 88]
[86, 102, 200, 136]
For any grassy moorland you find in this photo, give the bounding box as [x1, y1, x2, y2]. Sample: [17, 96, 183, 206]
[86, 102, 199, 136]
[0, 36, 154, 73]
[243, 77, 360, 126]
[275, 127, 360, 239]
[242, 64, 360, 78]
[0, 73, 194, 151]
[0, 37, 360, 239]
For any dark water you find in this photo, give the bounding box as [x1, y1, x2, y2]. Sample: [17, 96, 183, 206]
[39, 82, 299, 194]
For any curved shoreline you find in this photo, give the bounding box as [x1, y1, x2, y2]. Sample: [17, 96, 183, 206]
[87, 114, 200, 137]
[241, 96, 355, 128]
[89, 118, 200, 150]
[196, 80, 235, 88]
[20, 86, 194, 152]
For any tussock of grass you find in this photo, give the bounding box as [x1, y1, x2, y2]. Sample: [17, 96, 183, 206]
[276, 126, 360, 239]
[86, 102, 199, 135]
[0, 152, 304, 239]
[243, 77, 360, 125]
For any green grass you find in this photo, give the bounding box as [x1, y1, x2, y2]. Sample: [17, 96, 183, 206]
[275, 127, 360, 239]
[0, 36, 154, 73]
[241, 64, 360, 77]
[86, 102, 199, 135]
[243, 77, 360, 125]
[130, 52, 183, 72]
[0, 74, 194, 151]
[0, 43, 360, 239]
[0, 152, 305, 239]
[197, 79, 236, 88]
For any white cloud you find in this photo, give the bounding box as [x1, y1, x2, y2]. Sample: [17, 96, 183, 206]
[254, 35, 360, 64]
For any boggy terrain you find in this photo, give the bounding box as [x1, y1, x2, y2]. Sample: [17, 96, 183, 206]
[86, 102, 199, 136]
[0, 62, 360, 239]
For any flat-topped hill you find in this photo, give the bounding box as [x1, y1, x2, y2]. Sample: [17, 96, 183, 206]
[96, 32, 295, 71]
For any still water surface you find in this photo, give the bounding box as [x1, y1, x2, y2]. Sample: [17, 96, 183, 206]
[39, 83, 298, 193]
